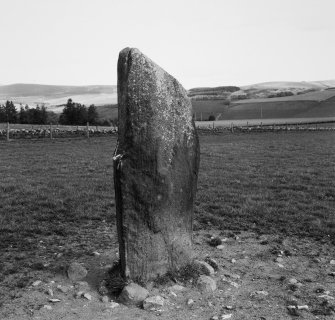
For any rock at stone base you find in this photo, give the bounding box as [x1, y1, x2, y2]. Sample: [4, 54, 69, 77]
[83, 293, 92, 300]
[118, 283, 149, 306]
[67, 262, 88, 281]
[143, 296, 165, 310]
[194, 260, 215, 276]
[101, 295, 109, 303]
[208, 237, 222, 247]
[197, 275, 217, 293]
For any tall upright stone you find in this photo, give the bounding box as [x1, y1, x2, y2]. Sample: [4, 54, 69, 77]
[114, 48, 199, 283]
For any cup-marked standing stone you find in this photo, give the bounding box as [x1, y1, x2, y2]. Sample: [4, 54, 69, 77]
[114, 47, 200, 283]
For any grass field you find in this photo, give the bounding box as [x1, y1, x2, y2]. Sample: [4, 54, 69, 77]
[192, 89, 335, 121]
[0, 132, 334, 278]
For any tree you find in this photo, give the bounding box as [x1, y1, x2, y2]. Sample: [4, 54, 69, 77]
[0, 101, 18, 123]
[88, 104, 98, 125]
[59, 99, 99, 125]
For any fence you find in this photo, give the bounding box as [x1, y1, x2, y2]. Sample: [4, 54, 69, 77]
[195, 118, 335, 134]
[0, 122, 117, 141]
[2, 118, 335, 141]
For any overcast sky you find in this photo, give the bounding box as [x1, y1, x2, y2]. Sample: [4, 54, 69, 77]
[0, 0, 334, 88]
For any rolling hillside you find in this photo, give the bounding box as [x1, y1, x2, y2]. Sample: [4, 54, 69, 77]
[1, 80, 334, 121]
[192, 88, 335, 120]
[0, 84, 117, 113]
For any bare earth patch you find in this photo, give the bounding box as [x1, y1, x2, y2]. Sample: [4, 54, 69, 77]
[1, 225, 334, 320]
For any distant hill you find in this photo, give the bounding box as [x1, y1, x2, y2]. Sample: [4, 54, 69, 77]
[0, 83, 117, 113]
[188, 86, 240, 100]
[1, 80, 334, 121]
[188, 80, 335, 102]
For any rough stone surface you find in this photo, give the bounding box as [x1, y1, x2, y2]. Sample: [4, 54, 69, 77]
[67, 263, 87, 281]
[197, 275, 217, 293]
[114, 47, 200, 283]
[143, 295, 165, 310]
[118, 283, 149, 306]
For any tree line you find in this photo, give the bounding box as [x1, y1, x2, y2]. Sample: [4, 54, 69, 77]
[0, 99, 111, 125]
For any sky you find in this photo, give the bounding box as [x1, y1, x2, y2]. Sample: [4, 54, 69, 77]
[0, 0, 334, 89]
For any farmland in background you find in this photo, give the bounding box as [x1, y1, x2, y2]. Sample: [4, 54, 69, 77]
[192, 88, 335, 121]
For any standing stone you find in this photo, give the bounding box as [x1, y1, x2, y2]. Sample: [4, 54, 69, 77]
[114, 48, 200, 283]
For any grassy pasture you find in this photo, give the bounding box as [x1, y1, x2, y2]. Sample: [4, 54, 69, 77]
[192, 98, 335, 121]
[0, 132, 334, 277]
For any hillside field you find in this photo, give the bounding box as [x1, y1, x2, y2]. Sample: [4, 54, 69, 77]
[192, 89, 335, 121]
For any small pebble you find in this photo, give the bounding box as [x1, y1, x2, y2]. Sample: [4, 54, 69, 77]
[57, 285, 69, 293]
[187, 299, 194, 305]
[101, 295, 109, 303]
[216, 245, 225, 250]
[255, 290, 268, 296]
[330, 260, 335, 265]
[231, 259, 236, 263]
[49, 298, 61, 303]
[83, 293, 92, 300]
[210, 316, 219, 320]
[75, 291, 84, 298]
[47, 289, 53, 296]
[221, 314, 232, 319]
[109, 301, 120, 309]
[288, 278, 298, 285]
[297, 305, 309, 310]
[43, 305, 52, 310]
[32, 280, 42, 287]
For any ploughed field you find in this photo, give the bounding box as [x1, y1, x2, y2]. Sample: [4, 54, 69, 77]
[0, 132, 334, 318]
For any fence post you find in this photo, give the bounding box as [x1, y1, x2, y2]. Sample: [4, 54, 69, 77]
[50, 124, 53, 139]
[7, 122, 10, 141]
[86, 122, 90, 139]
